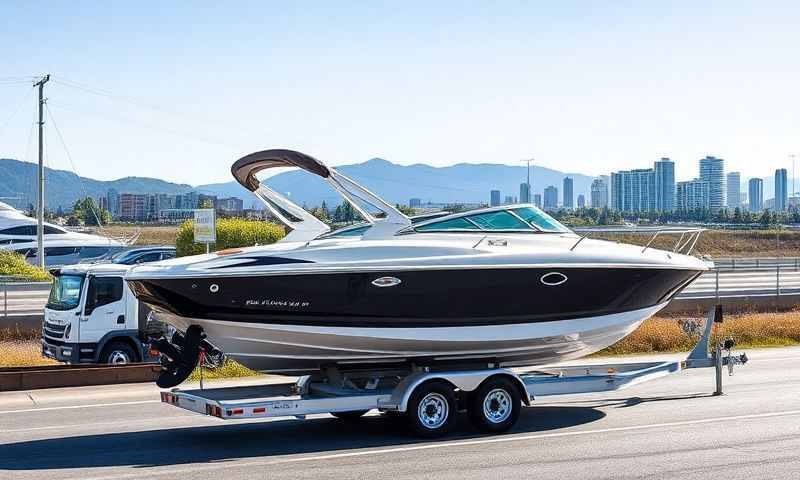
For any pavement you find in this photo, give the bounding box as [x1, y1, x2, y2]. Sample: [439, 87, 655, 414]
[1, 347, 799, 480]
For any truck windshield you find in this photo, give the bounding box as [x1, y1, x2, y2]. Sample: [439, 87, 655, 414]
[47, 274, 84, 311]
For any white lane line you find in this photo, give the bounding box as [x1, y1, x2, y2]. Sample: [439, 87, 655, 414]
[1, 415, 212, 434]
[0, 400, 160, 415]
[71, 408, 800, 480]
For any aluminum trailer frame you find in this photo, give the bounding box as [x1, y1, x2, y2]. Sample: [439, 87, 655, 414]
[160, 305, 746, 435]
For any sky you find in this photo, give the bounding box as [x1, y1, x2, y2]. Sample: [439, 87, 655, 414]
[1, 1, 799, 186]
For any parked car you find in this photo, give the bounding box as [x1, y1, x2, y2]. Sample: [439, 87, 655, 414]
[81, 246, 176, 265]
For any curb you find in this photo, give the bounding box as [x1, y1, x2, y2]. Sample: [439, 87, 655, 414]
[0, 364, 160, 392]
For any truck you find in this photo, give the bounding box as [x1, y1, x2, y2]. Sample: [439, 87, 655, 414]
[42, 263, 156, 364]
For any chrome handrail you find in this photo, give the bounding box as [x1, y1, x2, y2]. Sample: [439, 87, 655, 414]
[570, 226, 706, 255]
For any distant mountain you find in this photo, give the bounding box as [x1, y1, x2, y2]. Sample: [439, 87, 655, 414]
[0, 158, 193, 210]
[1, 157, 594, 211]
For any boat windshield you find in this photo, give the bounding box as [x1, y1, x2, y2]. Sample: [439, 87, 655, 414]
[510, 207, 572, 233]
[47, 274, 84, 311]
[414, 206, 571, 233]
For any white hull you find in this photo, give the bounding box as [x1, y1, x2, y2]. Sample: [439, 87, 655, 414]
[158, 301, 667, 374]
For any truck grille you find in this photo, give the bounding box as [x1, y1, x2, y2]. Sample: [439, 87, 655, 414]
[43, 321, 67, 339]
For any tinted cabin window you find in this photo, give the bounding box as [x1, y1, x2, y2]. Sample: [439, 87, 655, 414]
[0, 226, 36, 235]
[416, 217, 479, 232]
[466, 211, 531, 230]
[133, 252, 163, 264]
[43, 225, 67, 234]
[44, 247, 79, 257]
[78, 247, 110, 258]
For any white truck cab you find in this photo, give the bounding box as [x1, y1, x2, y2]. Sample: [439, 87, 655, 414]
[42, 263, 154, 364]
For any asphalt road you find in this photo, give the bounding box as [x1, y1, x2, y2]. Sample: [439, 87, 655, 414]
[2, 347, 800, 480]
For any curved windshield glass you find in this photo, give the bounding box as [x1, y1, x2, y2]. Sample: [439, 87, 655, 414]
[511, 207, 571, 233]
[416, 217, 480, 231]
[47, 274, 84, 311]
[467, 211, 531, 230]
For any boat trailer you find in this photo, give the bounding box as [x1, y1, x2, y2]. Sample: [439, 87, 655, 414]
[157, 305, 747, 437]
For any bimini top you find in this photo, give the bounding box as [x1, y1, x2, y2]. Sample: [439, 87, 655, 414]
[231, 149, 410, 242]
[231, 149, 331, 191]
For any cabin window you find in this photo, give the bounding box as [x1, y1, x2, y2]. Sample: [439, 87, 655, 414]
[511, 207, 571, 233]
[415, 217, 480, 231]
[0, 226, 36, 235]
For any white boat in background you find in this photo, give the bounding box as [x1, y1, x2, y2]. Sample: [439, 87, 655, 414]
[0, 201, 129, 267]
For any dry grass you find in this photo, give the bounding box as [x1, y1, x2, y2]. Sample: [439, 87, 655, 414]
[99, 225, 179, 246]
[0, 340, 58, 368]
[600, 309, 800, 355]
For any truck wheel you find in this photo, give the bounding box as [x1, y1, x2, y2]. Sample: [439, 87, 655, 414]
[101, 342, 137, 364]
[330, 410, 369, 421]
[405, 380, 456, 438]
[468, 377, 521, 433]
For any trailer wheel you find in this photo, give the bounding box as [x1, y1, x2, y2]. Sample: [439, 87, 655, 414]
[101, 341, 137, 365]
[468, 377, 521, 433]
[330, 410, 369, 421]
[406, 380, 456, 437]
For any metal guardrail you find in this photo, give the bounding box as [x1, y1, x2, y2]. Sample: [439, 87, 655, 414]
[0, 277, 52, 323]
[678, 263, 800, 300]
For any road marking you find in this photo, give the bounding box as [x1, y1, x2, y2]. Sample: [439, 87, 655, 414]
[0, 400, 160, 415]
[70, 408, 800, 480]
[1, 415, 210, 433]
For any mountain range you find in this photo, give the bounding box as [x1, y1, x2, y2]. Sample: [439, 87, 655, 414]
[0, 157, 596, 211]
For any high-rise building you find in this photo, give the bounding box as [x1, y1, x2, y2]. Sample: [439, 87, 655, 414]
[775, 168, 788, 211]
[519, 183, 530, 203]
[748, 178, 763, 211]
[562, 177, 574, 209]
[533, 194, 542, 208]
[409, 198, 421, 208]
[216, 197, 244, 214]
[490, 190, 501, 207]
[654, 158, 675, 212]
[118, 193, 149, 221]
[106, 188, 120, 217]
[590, 178, 608, 208]
[676, 180, 710, 211]
[610, 169, 655, 212]
[577, 194, 585, 208]
[699, 156, 724, 211]
[543, 186, 558, 211]
[504, 195, 514, 205]
[726, 172, 741, 209]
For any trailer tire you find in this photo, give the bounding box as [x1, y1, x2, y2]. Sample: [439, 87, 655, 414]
[100, 341, 137, 365]
[330, 410, 369, 421]
[468, 376, 521, 433]
[405, 380, 457, 438]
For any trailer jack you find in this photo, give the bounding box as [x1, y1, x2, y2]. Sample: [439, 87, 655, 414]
[151, 325, 223, 388]
[684, 304, 748, 395]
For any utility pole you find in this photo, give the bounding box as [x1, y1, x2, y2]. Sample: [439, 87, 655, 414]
[34, 74, 50, 270]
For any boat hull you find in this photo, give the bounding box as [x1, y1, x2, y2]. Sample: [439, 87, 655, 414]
[151, 301, 666, 374]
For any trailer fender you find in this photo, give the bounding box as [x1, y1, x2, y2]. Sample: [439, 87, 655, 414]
[392, 369, 530, 413]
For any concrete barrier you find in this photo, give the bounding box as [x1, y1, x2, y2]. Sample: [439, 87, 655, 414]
[0, 364, 160, 391]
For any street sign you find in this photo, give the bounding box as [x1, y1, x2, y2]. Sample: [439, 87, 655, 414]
[193, 209, 216, 247]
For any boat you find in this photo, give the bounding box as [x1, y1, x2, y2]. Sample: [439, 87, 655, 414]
[126, 149, 709, 383]
[0, 201, 128, 267]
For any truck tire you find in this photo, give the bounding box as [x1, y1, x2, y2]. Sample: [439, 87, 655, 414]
[405, 380, 457, 438]
[467, 377, 521, 433]
[101, 341, 137, 364]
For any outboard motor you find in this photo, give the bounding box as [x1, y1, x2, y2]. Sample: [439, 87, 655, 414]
[150, 325, 224, 388]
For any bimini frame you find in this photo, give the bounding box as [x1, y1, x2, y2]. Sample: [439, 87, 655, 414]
[231, 149, 410, 242]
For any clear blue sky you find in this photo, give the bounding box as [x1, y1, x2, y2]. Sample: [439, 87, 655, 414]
[1, 1, 798, 185]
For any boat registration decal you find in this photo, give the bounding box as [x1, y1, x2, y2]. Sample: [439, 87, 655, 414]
[245, 299, 311, 308]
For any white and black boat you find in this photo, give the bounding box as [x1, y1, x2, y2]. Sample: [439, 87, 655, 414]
[126, 149, 709, 384]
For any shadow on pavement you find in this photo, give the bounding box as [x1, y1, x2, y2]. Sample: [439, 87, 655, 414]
[0, 405, 605, 470]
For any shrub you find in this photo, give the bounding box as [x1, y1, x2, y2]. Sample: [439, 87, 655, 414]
[0, 251, 52, 281]
[175, 218, 286, 256]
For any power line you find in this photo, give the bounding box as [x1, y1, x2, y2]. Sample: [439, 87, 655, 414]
[45, 103, 104, 229]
